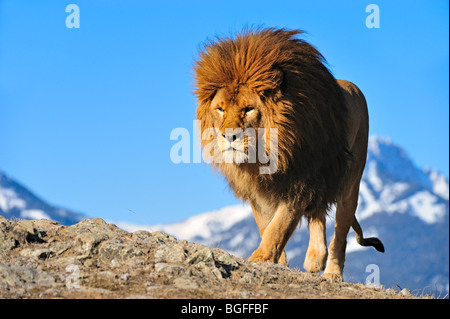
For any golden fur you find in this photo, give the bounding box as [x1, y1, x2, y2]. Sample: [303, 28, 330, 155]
[193, 28, 384, 281]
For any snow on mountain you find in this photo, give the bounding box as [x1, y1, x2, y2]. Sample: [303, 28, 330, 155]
[426, 168, 449, 200]
[358, 137, 448, 224]
[123, 204, 253, 241]
[122, 136, 448, 295]
[0, 171, 85, 225]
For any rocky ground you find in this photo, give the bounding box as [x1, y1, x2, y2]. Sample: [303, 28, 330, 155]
[0, 216, 430, 299]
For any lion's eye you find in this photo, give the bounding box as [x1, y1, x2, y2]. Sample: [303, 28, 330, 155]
[216, 107, 224, 115]
[244, 106, 255, 115]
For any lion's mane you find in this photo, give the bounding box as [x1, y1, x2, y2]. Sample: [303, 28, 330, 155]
[194, 28, 351, 214]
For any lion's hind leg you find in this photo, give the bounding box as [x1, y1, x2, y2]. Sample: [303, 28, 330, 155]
[322, 190, 359, 282]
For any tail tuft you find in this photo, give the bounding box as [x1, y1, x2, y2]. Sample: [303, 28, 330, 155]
[352, 218, 385, 253]
[359, 237, 385, 253]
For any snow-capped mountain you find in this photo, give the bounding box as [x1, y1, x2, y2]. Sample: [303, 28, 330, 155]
[122, 136, 449, 296]
[0, 171, 85, 225]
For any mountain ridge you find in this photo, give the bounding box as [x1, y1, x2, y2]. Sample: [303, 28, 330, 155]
[0, 171, 85, 225]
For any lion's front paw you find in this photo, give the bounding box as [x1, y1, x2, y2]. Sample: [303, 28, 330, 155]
[248, 248, 272, 263]
[304, 258, 325, 273]
[321, 271, 343, 282]
[304, 247, 327, 273]
[278, 251, 289, 267]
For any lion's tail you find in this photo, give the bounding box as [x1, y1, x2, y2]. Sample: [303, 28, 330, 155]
[352, 217, 385, 253]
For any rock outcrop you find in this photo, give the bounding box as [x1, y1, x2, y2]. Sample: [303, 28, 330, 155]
[0, 216, 425, 299]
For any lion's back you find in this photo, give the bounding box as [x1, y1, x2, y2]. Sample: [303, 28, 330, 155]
[336, 79, 369, 185]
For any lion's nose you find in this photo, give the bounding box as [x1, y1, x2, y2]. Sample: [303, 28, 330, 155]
[222, 131, 237, 143]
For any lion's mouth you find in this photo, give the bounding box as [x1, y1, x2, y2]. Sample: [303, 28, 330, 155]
[219, 136, 246, 152]
[222, 141, 248, 154]
[217, 137, 246, 163]
[221, 148, 248, 164]
[223, 147, 246, 154]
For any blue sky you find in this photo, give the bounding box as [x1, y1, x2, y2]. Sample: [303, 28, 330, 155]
[0, 1, 448, 225]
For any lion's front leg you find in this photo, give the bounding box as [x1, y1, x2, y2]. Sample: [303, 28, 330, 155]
[304, 214, 327, 273]
[248, 202, 300, 265]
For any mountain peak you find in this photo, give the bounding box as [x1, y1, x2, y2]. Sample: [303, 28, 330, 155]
[358, 136, 448, 225]
[0, 171, 85, 225]
[365, 136, 442, 192]
[367, 135, 394, 155]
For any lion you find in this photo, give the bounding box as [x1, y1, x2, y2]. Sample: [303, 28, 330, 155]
[193, 27, 384, 281]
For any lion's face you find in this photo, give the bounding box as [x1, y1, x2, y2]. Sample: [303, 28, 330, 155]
[208, 85, 267, 164]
